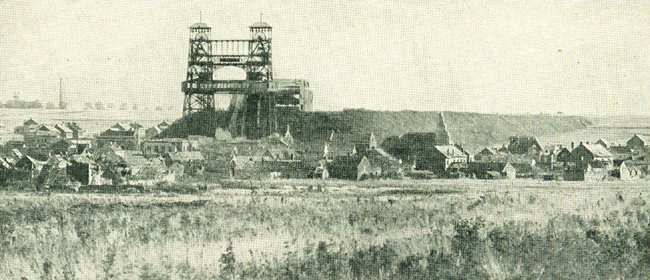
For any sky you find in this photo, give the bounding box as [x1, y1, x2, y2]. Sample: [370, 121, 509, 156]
[0, 1, 648, 116]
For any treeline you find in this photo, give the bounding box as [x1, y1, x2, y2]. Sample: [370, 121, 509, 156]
[0, 95, 66, 109]
[82, 102, 173, 111]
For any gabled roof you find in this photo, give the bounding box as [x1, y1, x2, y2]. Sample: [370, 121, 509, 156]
[69, 154, 96, 165]
[110, 122, 131, 131]
[580, 144, 613, 158]
[434, 145, 466, 158]
[45, 155, 70, 168]
[38, 125, 59, 132]
[158, 121, 170, 127]
[23, 118, 38, 126]
[66, 122, 83, 132]
[15, 155, 46, 168]
[129, 122, 143, 129]
[630, 134, 650, 145]
[55, 124, 73, 133]
[596, 138, 610, 147]
[146, 126, 163, 134]
[0, 157, 11, 169]
[50, 139, 74, 148]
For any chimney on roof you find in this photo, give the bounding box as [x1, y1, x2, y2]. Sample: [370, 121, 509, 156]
[571, 142, 574, 149]
[579, 142, 583, 146]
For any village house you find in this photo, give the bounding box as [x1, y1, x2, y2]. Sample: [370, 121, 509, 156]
[163, 151, 205, 176]
[616, 161, 647, 181]
[25, 124, 62, 148]
[145, 126, 164, 139]
[468, 162, 517, 179]
[49, 139, 78, 156]
[36, 155, 71, 187]
[571, 143, 614, 170]
[96, 130, 140, 150]
[424, 145, 468, 174]
[627, 134, 649, 152]
[328, 156, 381, 180]
[382, 132, 451, 161]
[21, 118, 39, 137]
[538, 145, 566, 169]
[54, 124, 74, 139]
[68, 154, 100, 185]
[14, 155, 46, 179]
[508, 136, 542, 155]
[557, 147, 572, 163]
[474, 147, 501, 161]
[141, 138, 190, 156]
[101, 153, 172, 186]
[65, 122, 85, 139]
[596, 138, 610, 149]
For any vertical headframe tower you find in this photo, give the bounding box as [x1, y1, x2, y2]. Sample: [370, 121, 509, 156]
[183, 22, 215, 115]
[180, 19, 311, 139]
[243, 21, 274, 138]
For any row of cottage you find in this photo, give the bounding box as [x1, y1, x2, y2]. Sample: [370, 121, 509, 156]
[0, 119, 208, 187]
[2, 118, 649, 184]
[313, 132, 649, 181]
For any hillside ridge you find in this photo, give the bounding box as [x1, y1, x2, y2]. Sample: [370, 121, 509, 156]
[159, 109, 591, 150]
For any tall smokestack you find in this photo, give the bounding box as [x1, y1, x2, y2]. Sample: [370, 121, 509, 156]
[59, 77, 64, 109]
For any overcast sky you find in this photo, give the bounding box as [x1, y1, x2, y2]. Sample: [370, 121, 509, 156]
[0, 1, 648, 115]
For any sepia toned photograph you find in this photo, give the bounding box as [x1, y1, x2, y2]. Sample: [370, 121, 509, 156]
[0, 1, 649, 279]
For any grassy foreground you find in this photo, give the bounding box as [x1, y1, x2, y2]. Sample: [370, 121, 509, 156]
[1, 179, 649, 279]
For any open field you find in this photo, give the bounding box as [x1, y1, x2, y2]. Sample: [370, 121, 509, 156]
[1, 179, 649, 279]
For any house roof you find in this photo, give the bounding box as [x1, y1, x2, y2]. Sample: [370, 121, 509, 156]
[50, 139, 74, 148]
[121, 154, 152, 168]
[166, 151, 204, 162]
[23, 118, 38, 126]
[478, 147, 499, 155]
[0, 157, 10, 169]
[66, 122, 83, 132]
[38, 125, 59, 132]
[147, 126, 163, 134]
[434, 145, 466, 158]
[110, 122, 131, 131]
[15, 155, 46, 168]
[55, 124, 73, 133]
[99, 130, 136, 137]
[581, 144, 613, 158]
[596, 138, 610, 147]
[130, 123, 143, 129]
[69, 154, 96, 165]
[46, 155, 71, 168]
[158, 121, 170, 127]
[630, 134, 650, 145]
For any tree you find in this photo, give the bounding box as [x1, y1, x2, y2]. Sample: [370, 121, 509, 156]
[119, 103, 128, 110]
[84, 102, 94, 110]
[106, 103, 115, 110]
[45, 102, 57, 109]
[95, 102, 105, 110]
[132, 104, 138, 111]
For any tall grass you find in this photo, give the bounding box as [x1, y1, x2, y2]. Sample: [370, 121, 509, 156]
[0, 182, 648, 279]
